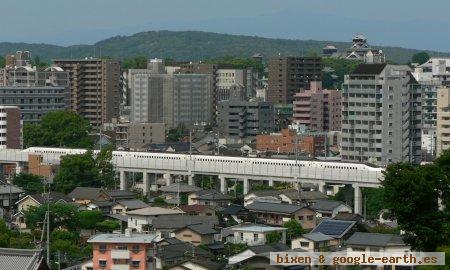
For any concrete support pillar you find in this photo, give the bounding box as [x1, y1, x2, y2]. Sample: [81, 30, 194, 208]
[268, 179, 274, 187]
[15, 162, 23, 175]
[142, 171, 149, 195]
[243, 178, 249, 195]
[353, 185, 362, 215]
[219, 175, 226, 194]
[119, 170, 127, 190]
[318, 181, 327, 195]
[150, 174, 158, 192]
[188, 175, 194, 186]
[164, 173, 172, 186]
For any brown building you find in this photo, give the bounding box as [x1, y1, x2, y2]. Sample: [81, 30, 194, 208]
[256, 128, 325, 156]
[53, 58, 121, 131]
[267, 56, 322, 105]
[0, 106, 22, 149]
[293, 81, 341, 132]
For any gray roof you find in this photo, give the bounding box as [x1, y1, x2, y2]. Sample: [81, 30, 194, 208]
[311, 199, 348, 212]
[345, 232, 406, 247]
[88, 233, 158, 243]
[26, 192, 69, 204]
[68, 187, 107, 200]
[0, 248, 47, 270]
[107, 190, 136, 199]
[160, 183, 202, 193]
[248, 243, 289, 254]
[158, 242, 212, 261]
[116, 199, 148, 210]
[282, 190, 328, 201]
[90, 200, 115, 207]
[194, 190, 233, 201]
[183, 223, 218, 235]
[106, 214, 129, 222]
[301, 232, 334, 242]
[249, 190, 283, 197]
[245, 202, 306, 214]
[152, 215, 218, 230]
[180, 259, 222, 270]
[311, 220, 356, 238]
[0, 185, 24, 195]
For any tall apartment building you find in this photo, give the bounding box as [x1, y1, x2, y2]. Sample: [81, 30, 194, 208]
[217, 94, 274, 143]
[216, 69, 245, 102]
[0, 106, 22, 149]
[436, 87, 450, 156]
[341, 64, 421, 165]
[293, 81, 341, 132]
[53, 58, 121, 131]
[414, 58, 450, 86]
[129, 60, 213, 128]
[267, 56, 322, 105]
[0, 66, 71, 123]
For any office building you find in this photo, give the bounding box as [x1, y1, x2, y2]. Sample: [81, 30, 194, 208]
[436, 87, 450, 156]
[53, 58, 121, 131]
[218, 94, 274, 143]
[341, 63, 421, 165]
[267, 56, 322, 105]
[0, 106, 22, 149]
[104, 122, 165, 150]
[216, 68, 245, 102]
[293, 81, 341, 133]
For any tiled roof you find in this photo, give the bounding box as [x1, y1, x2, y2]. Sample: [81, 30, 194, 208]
[345, 232, 406, 247]
[179, 204, 213, 214]
[126, 206, 184, 216]
[160, 183, 202, 193]
[0, 185, 23, 195]
[68, 187, 107, 200]
[115, 199, 148, 210]
[88, 233, 158, 243]
[245, 202, 306, 214]
[152, 215, 218, 230]
[184, 223, 217, 235]
[27, 192, 69, 204]
[352, 63, 387, 75]
[311, 199, 348, 212]
[248, 243, 289, 254]
[300, 232, 334, 242]
[107, 190, 136, 199]
[0, 248, 46, 270]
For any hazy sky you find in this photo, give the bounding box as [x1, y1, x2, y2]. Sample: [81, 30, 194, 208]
[2, 0, 450, 52]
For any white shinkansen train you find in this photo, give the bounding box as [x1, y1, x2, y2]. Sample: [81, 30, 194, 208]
[23, 147, 384, 186]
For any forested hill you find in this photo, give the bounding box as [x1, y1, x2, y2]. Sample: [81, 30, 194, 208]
[0, 30, 448, 64]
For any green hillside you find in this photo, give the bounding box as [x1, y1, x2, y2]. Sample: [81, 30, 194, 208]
[0, 30, 448, 64]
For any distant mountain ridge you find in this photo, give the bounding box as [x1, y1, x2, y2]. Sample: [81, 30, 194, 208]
[0, 30, 448, 64]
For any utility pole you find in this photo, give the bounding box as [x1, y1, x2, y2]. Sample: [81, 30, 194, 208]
[46, 181, 50, 266]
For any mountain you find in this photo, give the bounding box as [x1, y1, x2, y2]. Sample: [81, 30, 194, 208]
[0, 30, 448, 64]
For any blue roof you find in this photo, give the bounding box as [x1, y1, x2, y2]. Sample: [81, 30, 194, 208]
[311, 220, 356, 238]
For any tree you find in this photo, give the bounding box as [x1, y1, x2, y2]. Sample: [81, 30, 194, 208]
[95, 220, 120, 232]
[322, 72, 334, 89]
[95, 146, 117, 189]
[24, 111, 92, 148]
[53, 151, 99, 193]
[0, 220, 11, 247]
[122, 55, 148, 69]
[24, 203, 79, 231]
[362, 187, 385, 220]
[382, 157, 450, 251]
[12, 173, 44, 194]
[266, 231, 282, 244]
[9, 233, 35, 249]
[77, 210, 104, 230]
[412, 52, 430, 65]
[283, 219, 304, 241]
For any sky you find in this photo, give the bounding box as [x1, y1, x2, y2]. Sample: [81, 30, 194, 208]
[1, 0, 450, 52]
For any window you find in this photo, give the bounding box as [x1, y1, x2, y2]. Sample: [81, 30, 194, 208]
[300, 241, 310, 248]
[98, 244, 107, 253]
[254, 233, 259, 241]
[132, 245, 140, 253]
[240, 233, 244, 241]
[307, 215, 314, 221]
[99, 260, 107, 268]
[117, 244, 127, 250]
[131, 261, 140, 268]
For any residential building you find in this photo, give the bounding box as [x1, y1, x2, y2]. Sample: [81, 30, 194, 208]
[293, 81, 341, 132]
[230, 224, 287, 246]
[0, 106, 22, 149]
[188, 190, 233, 207]
[155, 241, 213, 268]
[344, 232, 410, 253]
[126, 123, 165, 149]
[126, 207, 185, 232]
[291, 232, 336, 251]
[245, 202, 317, 229]
[87, 231, 158, 270]
[179, 204, 216, 217]
[228, 243, 289, 266]
[67, 187, 111, 205]
[267, 56, 322, 104]
[244, 189, 327, 206]
[152, 215, 219, 239]
[341, 63, 422, 165]
[111, 199, 149, 215]
[311, 219, 356, 244]
[0, 248, 49, 270]
[217, 93, 274, 143]
[173, 223, 218, 246]
[167, 259, 222, 270]
[0, 184, 24, 214]
[216, 69, 245, 100]
[310, 199, 353, 218]
[436, 86, 450, 156]
[413, 58, 450, 86]
[160, 183, 202, 205]
[53, 58, 121, 131]
[420, 82, 439, 159]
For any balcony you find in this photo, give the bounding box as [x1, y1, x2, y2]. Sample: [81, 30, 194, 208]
[111, 265, 129, 270]
[111, 249, 130, 259]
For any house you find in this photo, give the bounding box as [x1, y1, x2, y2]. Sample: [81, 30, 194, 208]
[291, 232, 336, 251]
[167, 259, 222, 270]
[87, 230, 158, 270]
[86, 200, 115, 214]
[279, 190, 328, 204]
[244, 190, 283, 206]
[0, 248, 49, 270]
[311, 199, 352, 218]
[107, 190, 136, 201]
[173, 223, 218, 246]
[222, 204, 251, 224]
[152, 215, 219, 239]
[230, 224, 287, 246]
[178, 204, 216, 216]
[188, 190, 233, 207]
[111, 199, 149, 215]
[160, 183, 202, 202]
[155, 241, 213, 268]
[245, 202, 317, 229]
[67, 187, 111, 205]
[0, 184, 24, 213]
[228, 243, 289, 265]
[311, 219, 356, 244]
[126, 207, 185, 232]
[14, 192, 70, 230]
[344, 232, 410, 253]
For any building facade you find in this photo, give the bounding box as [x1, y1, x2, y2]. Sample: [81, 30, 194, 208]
[436, 87, 450, 156]
[53, 58, 121, 131]
[0, 106, 21, 149]
[267, 56, 322, 105]
[341, 64, 421, 165]
[293, 81, 341, 132]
